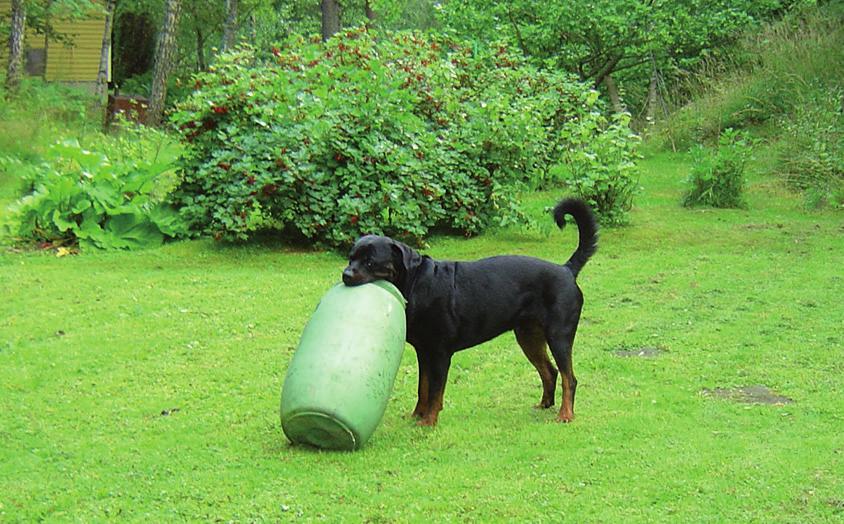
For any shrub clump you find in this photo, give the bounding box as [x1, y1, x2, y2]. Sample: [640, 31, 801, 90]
[655, 4, 843, 209]
[552, 110, 641, 226]
[170, 29, 635, 246]
[2, 126, 186, 250]
[682, 128, 751, 209]
[775, 88, 843, 208]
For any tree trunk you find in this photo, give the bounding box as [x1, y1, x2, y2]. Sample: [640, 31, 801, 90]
[95, 0, 117, 103]
[365, 0, 376, 27]
[645, 59, 659, 125]
[591, 54, 623, 90]
[196, 27, 206, 71]
[321, 0, 341, 42]
[249, 12, 257, 44]
[147, 0, 182, 126]
[5, 0, 26, 96]
[604, 74, 625, 114]
[506, 8, 527, 56]
[222, 0, 238, 52]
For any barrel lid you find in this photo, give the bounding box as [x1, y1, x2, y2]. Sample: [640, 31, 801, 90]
[282, 411, 358, 451]
[368, 280, 406, 307]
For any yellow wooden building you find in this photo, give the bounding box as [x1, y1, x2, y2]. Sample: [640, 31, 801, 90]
[1, 0, 110, 86]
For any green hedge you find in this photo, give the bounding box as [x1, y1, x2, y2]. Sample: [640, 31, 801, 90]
[171, 29, 638, 246]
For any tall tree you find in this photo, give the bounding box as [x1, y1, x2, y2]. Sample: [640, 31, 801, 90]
[5, 0, 27, 96]
[438, 0, 787, 119]
[195, 25, 206, 71]
[320, 0, 340, 41]
[604, 75, 625, 115]
[95, 0, 117, 102]
[365, 0, 376, 26]
[181, 0, 224, 72]
[222, 0, 238, 51]
[147, 0, 182, 126]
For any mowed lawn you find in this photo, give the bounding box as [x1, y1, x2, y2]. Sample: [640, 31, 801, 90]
[1, 152, 842, 522]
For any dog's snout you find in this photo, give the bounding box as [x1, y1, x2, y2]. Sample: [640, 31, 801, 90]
[342, 266, 362, 286]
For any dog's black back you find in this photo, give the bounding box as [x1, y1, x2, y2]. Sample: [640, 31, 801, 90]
[342, 198, 598, 425]
[401, 255, 577, 351]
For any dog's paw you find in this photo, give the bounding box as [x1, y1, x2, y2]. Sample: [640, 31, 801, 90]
[416, 418, 437, 427]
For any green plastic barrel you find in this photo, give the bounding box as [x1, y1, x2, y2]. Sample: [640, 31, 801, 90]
[280, 281, 407, 451]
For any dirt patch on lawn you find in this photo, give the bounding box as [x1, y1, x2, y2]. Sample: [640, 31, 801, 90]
[702, 385, 793, 405]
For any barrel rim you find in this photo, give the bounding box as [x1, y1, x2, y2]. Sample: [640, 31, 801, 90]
[282, 410, 359, 451]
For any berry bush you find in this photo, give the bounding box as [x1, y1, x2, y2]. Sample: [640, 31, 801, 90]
[171, 29, 634, 246]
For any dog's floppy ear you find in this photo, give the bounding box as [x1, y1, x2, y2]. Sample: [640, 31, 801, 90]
[389, 239, 420, 279]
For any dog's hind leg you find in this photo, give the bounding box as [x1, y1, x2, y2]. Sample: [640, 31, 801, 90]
[515, 323, 558, 409]
[546, 314, 580, 423]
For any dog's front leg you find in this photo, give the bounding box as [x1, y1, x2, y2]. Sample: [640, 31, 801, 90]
[417, 352, 452, 426]
[411, 349, 430, 419]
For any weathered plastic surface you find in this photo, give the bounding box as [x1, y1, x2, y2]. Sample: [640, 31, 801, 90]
[280, 281, 406, 450]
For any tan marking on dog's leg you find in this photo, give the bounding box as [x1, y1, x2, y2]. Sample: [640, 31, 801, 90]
[546, 321, 578, 423]
[555, 348, 576, 423]
[556, 372, 575, 423]
[417, 389, 443, 426]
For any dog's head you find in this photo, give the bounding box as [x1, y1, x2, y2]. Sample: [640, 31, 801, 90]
[342, 235, 416, 288]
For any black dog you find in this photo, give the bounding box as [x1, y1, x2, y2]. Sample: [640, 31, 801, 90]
[342, 198, 598, 426]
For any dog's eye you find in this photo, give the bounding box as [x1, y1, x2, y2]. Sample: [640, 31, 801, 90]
[365, 260, 375, 269]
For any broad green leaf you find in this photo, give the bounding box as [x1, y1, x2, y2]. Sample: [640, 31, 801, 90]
[105, 213, 164, 249]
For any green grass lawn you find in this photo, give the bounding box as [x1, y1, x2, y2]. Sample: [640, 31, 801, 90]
[1, 151, 842, 522]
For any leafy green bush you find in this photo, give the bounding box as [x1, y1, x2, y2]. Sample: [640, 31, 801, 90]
[656, 3, 844, 150]
[682, 129, 751, 209]
[170, 29, 625, 246]
[3, 126, 187, 250]
[775, 88, 843, 209]
[552, 111, 641, 225]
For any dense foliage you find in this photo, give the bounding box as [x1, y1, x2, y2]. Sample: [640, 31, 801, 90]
[777, 88, 844, 208]
[682, 129, 750, 209]
[436, 0, 790, 120]
[0, 81, 92, 167]
[170, 29, 638, 246]
[6, 0, 835, 253]
[2, 125, 186, 250]
[553, 111, 641, 225]
[659, 4, 843, 209]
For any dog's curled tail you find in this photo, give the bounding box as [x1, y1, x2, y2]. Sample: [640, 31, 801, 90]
[553, 198, 599, 278]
